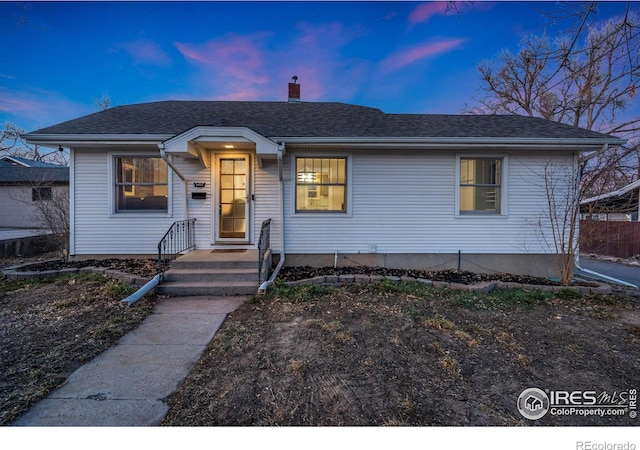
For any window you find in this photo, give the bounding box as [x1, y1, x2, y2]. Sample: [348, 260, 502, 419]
[296, 157, 347, 212]
[115, 157, 168, 212]
[32, 187, 52, 201]
[459, 158, 502, 214]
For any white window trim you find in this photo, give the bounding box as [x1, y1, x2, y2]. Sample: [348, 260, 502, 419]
[108, 151, 173, 217]
[290, 153, 352, 217]
[455, 154, 508, 218]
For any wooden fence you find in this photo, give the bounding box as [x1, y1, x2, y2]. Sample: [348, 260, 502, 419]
[579, 220, 640, 258]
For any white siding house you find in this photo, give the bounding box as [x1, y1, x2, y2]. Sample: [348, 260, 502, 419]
[24, 91, 624, 277]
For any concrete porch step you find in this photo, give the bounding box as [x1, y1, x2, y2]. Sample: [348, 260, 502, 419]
[171, 250, 258, 270]
[162, 268, 258, 283]
[157, 249, 261, 296]
[156, 281, 258, 296]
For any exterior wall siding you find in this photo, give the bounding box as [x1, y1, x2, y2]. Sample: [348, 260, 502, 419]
[72, 147, 284, 256]
[173, 155, 210, 250]
[283, 149, 572, 256]
[253, 158, 282, 252]
[70, 145, 573, 265]
[72, 148, 179, 255]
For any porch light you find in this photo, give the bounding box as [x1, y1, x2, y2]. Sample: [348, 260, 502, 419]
[224, 144, 235, 149]
[297, 167, 316, 183]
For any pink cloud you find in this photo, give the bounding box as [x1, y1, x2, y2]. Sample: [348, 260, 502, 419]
[0, 93, 41, 115]
[124, 40, 171, 66]
[171, 23, 368, 103]
[408, 2, 449, 25]
[380, 38, 467, 73]
[0, 88, 87, 128]
[175, 33, 270, 90]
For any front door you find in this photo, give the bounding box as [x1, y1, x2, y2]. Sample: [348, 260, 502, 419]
[217, 155, 250, 242]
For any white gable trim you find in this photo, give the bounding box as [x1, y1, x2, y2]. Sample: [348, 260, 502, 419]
[161, 126, 279, 161]
[0, 156, 31, 167]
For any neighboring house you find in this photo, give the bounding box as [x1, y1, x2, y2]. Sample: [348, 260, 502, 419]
[24, 84, 624, 277]
[0, 156, 69, 229]
[580, 179, 640, 222]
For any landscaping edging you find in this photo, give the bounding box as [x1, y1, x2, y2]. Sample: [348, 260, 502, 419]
[1, 261, 151, 287]
[285, 274, 613, 295]
[1, 260, 614, 296]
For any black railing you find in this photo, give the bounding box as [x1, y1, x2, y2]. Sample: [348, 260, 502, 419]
[258, 218, 271, 283]
[158, 218, 196, 280]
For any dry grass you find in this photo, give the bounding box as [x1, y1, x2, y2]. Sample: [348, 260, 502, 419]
[0, 273, 156, 425]
[162, 281, 639, 426]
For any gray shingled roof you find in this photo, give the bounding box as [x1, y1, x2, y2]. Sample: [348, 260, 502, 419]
[0, 156, 67, 168]
[0, 166, 69, 184]
[25, 100, 620, 141]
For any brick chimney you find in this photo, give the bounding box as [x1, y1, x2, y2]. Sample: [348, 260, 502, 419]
[288, 76, 300, 102]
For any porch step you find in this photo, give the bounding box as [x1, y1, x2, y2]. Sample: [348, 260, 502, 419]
[156, 249, 261, 296]
[157, 281, 257, 296]
[169, 259, 258, 270]
[162, 268, 258, 283]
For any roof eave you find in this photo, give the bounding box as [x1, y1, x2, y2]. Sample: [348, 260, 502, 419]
[23, 133, 173, 149]
[581, 178, 640, 205]
[276, 136, 626, 151]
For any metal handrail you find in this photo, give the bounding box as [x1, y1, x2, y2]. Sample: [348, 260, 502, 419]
[258, 219, 271, 283]
[158, 218, 196, 281]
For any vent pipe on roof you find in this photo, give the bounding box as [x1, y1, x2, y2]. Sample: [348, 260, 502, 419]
[288, 76, 300, 102]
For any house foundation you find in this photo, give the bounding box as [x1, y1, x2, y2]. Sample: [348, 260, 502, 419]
[283, 253, 563, 279]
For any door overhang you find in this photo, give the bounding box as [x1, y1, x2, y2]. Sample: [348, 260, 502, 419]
[160, 126, 279, 167]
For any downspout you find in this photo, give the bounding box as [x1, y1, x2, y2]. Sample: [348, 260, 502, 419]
[159, 143, 189, 222]
[159, 144, 186, 181]
[122, 274, 161, 306]
[259, 143, 286, 294]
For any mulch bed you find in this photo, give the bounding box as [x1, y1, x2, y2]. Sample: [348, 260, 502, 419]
[11, 259, 594, 287]
[279, 266, 579, 286]
[11, 258, 158, 279]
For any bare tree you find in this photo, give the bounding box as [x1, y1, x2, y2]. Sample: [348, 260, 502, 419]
[540, 160, 582, 285]
[30, 182, 70, 260]
[94, 93, 112, 111]
[1, 122, 69, 166]
[469, 4, 639, 282]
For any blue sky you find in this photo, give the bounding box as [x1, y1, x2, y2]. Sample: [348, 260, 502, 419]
[1, 1, 637, 132]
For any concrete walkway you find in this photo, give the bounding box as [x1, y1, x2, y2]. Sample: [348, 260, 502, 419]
[13, 296, 248, 426]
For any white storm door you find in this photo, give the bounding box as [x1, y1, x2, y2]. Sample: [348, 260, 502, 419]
[217, 155, 250, 242]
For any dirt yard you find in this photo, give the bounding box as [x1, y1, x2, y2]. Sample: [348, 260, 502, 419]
[1, 255, 639, 426]
[161, 280, 640, 426]
[0, 256, 157, 425]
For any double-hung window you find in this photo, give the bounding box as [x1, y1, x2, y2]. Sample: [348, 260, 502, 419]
[459, 157, 502, 214]
[296, 157, 347, 212]
[115, 157, 168, 212]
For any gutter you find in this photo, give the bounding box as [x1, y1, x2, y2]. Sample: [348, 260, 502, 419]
[574, 254, 637, 289]
[272, 136, 626, 151]
[258, 143, 286, 294]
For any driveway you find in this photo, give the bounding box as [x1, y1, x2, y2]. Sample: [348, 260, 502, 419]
[576, 255, 640, 288]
